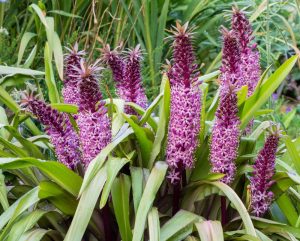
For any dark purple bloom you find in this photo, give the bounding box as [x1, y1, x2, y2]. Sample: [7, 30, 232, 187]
[219, 27, 242, 86]
[210, 85, 240, 184]
[250, 125, 280, 216]
[20, 92, 81, 169]
[62, 43, 85, 106]
[74, 60, 103, 113]
[167, 84, 201, 183]
[102, 44, 125, 97]
[74, 61, 112, 166]
[103, 45, 148, 114]
[166, 22, 201, 184]
[169, 22, 198, 87]
[231, 7, 260, 95]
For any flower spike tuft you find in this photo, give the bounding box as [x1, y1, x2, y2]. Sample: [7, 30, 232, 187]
[75, 60, 112, 167]
[20, 90, 81, 169]
[210, 84, 240, 184]
[103, 44, 148, 114]
[62, 42, 85, 105]
[250, 124, 281, 217]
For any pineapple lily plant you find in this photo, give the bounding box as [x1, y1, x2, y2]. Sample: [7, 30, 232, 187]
[0, 6, 300, 241]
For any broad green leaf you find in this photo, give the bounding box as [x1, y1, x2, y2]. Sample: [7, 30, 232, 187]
[130, 167, 150, 214]
[123, 115, 153, 167]
[0, 106, 9, 139]
[7, 210, 48, 241]
[148, 207, 160, 241]
[51, 103, 78, 114]
[19, 229, 53, 241]
[185, 236, 200, 241]
[160, 210, 202, 241]
[284, 136, 300, 175]
[237, 85, 248, 106]
[0, 157, 82, 196]
[276, 194, 298, 226]
[283, 108, 297, 128]
[64, 167, 106, 241]
[240, 55, 298, 128]
[139, 93, 163, 127]
[197, 70, 220, 84]
[181, 185, 222, 212]
[111, 174, 132, 241]
[0, 170, 9, 210]
[44, 42, 60, 103]
[0, 66, 44, 76]
[23, 44, 38, 68]
[199, 83, 208, 143]
[0, 136, 28, 157]
[0, 125, 44, 159]
[30, 4, 48, 28]
[252, 217, 300, 238]
[39, 181, 78, 215]
[17, 32, 37, 66]
[254, 109, 273, 117]
[149, 75, 170, 168]
[0, 187, 39, 231]
[126, 102, 157, 130]
[206, 88, 220, 121]
[52, 32, 64, 80]
[132, 161, 168, 241]
[190, 137, 211, 181]
[250, 121, 272, 140]
[206, 181, 257, 237]
[195, 220, 223, 241]
[100, 157, 130, 208]
[109, 99, 125, 136]
[79, 127, 133, 195]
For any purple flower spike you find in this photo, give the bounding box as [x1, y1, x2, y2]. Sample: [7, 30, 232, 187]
[62, 43, 85, 105]
[75, 61, 111, 166]
[77, 109, 111, 167]
[210, 85, 240, 184]
[166, 84, 201, 183]
[103, 44, 148, 114]
[219, 27, 241, 86]
[166, 22, 201, 184]
[123, 45, 148, 114]
[102, 44, 125, 88]
[20, 92, 81, 169]
[170, 22, 198, 86]
[232, 7, 260, 95]
[75, 60, 103, 113]
[250, 124, 281, 217]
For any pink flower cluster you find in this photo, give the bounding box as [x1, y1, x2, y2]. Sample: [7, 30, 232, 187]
[20, 92, 81, 169]
[210, 85, 240, 184]
[210, 7, 261, 184]
[74, 61, 111, 166]
[62, 43, 85, 106]
[166, 22, 201, 184]
[103, 45, 148, 114]
[232, 7, 260, 95]
[250, 126, 280, 217]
